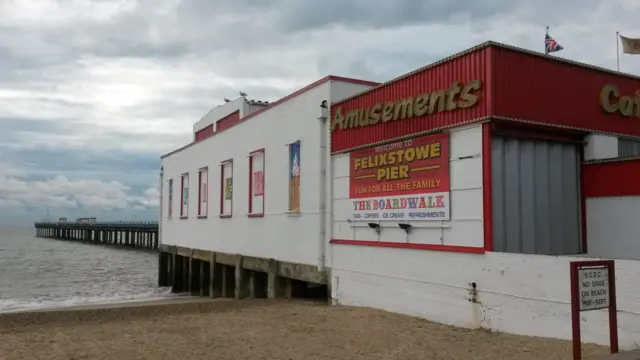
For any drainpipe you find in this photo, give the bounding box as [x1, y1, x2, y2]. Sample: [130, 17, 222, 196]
[317, 101, 329, 271]
[158, 165, 164, 246]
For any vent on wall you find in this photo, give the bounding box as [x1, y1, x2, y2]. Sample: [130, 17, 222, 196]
[618, 138, 640, 159]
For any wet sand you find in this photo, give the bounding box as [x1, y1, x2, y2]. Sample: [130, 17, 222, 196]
[0, 298, 608, 360]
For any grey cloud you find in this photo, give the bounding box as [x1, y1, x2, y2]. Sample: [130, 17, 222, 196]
[0, 0, 638, 224]
[2, 146, 160, 184]
[275, 0, 519, 32]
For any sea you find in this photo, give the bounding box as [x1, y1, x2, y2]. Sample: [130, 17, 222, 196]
[0, 225, 175, 313]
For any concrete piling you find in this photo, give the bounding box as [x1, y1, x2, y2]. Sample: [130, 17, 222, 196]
[157, 245, 328, 302]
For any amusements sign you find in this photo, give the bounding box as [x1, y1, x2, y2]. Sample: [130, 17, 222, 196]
[349, 133, 450, 221]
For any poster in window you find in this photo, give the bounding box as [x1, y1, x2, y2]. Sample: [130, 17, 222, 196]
[289, 142, 300, 212]
[181, 173, 189, 217]
[250, 152, 264, 214]
[199, 169, 208, 217]
[222, 161, 233, 215]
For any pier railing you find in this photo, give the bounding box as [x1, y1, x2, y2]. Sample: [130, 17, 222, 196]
[34, 221, 159, 250]
[34, 221, 158, 225]
[34, 221, 159, 230]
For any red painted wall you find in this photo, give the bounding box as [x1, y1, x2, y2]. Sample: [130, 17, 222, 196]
[195, 124, 213, 142]
[215, 111, 241, 133]
[584, 159, 640, 197]
[331, 47, 492, 153]
[492, 47, 640, 137]
[331, 43, 640, 153]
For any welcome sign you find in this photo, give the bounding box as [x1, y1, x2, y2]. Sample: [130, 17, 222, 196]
[349, 133, 451, 221]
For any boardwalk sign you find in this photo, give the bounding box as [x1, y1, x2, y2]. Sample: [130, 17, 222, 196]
[349, 133, 451, 221]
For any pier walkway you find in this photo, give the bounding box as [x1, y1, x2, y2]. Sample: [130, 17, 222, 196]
[34, 221, 159, 250]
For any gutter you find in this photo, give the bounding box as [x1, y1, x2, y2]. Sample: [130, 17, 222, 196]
[317, 101, 329, 271]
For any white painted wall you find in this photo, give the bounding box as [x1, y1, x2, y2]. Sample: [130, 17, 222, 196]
[587, 196, 640, 261]
[584, 134, 618, 161]
[329, 124, 640, 349]
[330, 124, 484, 248]
[330, 247, 640, 349]
[162, 79, 373, 267]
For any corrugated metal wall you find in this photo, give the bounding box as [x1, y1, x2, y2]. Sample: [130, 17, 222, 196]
[618, 138, 640, 158]
[492, 136, 582, 255]
[492, 46, 640, 137]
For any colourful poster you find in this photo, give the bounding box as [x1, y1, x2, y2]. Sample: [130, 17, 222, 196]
[289, 142, 300, 212]
[181, 174, 189, 217]
[221, 161, 233, 215]
[349, 133, 450, 221]
[199, 169, 208, 217]
[250, 151, 265, 214]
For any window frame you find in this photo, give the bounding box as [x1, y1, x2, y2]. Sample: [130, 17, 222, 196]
[180, 172, 189, 219]
[219, 159, 233, 218]
[197, 167, 208, 218]
[287, 140, 301, 214]
[248, 148, 265, 217]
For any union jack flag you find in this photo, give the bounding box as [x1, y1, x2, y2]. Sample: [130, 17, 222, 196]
[545, 33, 564, 55]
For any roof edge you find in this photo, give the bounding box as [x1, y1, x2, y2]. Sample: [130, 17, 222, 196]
[160, 75, 380, 159]
[332, 40, 640, 107]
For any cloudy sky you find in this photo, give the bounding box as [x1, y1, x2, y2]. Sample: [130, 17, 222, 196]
[0, 0, 638, 225]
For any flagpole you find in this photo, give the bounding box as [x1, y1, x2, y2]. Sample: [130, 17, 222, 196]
[616, 31, 620, 71]
[545, 26, 549, 55]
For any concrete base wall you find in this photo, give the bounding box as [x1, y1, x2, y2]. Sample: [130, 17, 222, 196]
[330, 246, 640, 350]
[158, 245, 327, 300]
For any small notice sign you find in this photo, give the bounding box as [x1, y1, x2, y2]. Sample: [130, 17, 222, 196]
[577, 267, 610, 311]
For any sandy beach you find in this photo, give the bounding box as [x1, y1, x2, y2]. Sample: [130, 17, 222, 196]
[0, 298, 608, 360]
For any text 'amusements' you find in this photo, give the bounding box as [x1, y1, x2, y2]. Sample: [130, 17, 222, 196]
[331, 80, 482, 131]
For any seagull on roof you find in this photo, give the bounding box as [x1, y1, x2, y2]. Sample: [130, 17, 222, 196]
[224, 98, 231, 103]
[239, 91, 247, 97]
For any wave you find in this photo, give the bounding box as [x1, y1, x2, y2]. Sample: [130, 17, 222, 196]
[0, 287, 179, 313]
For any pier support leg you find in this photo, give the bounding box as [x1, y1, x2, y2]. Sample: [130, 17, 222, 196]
[158, 252, 170, 287]
[235, 256, 249, 300]
[201, 259, 210, 296]
[171, 252, 179, 292]
[183, 254, 189, 294]
[190, 257, 201, 296]
[199, 260, 205, 296]
[267, 259, 292, 299]
[249, 272, 268, 298]
[209, 253, 222, 298]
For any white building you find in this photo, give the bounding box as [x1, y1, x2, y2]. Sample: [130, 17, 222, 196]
[159, 42, 640, 351]
[159, 75, 378, 298]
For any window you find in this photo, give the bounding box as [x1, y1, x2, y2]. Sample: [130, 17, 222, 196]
[180, 173, 189, 218]
[198, 167, 208, 218]
[167, 179, 173, 219]
[248, 149, 265, 217]
[288, 141, 301, 212]
[220, 159, 233, 217]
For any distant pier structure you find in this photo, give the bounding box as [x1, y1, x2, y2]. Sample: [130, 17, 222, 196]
[34, 219, 159, 250]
